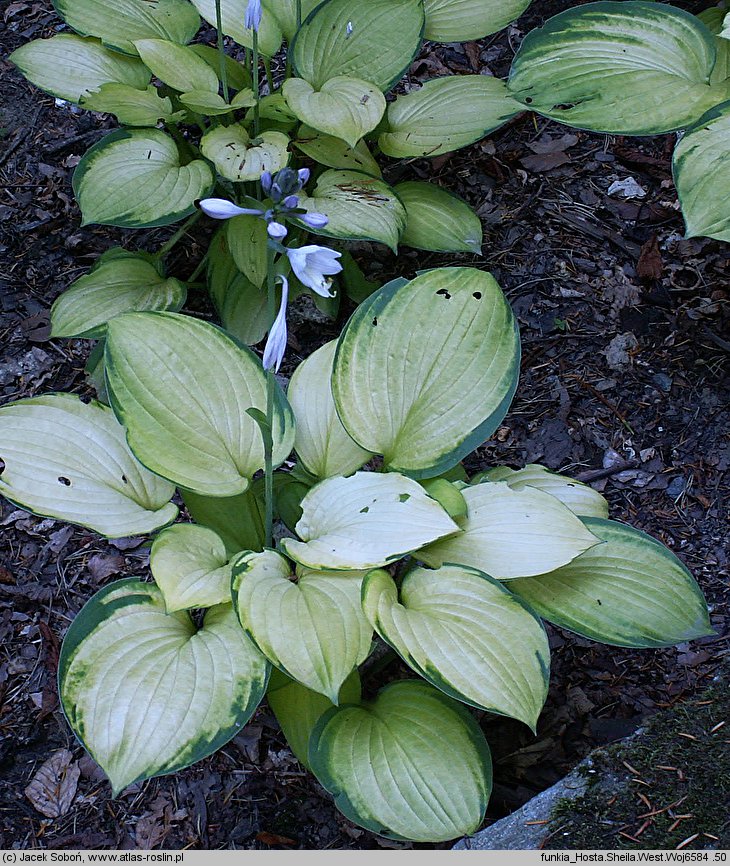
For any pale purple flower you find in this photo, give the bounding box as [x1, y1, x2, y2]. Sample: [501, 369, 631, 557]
[287, 245, 341, 297]
[301, 212, 329, 229]
[245, 0, 262, 31]
[198, 198, 264, 219]
[262, 276, 289, 373]
[297, 168, 310, 186]
[283, 195, 299, 209]
[260, 170, 272, 194]
[267, 221, 288, 239]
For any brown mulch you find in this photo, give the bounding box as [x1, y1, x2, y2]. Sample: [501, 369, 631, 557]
[1, 0, 728, 850]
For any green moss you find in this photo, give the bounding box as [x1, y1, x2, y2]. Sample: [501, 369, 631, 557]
[546, 662, 730, 850]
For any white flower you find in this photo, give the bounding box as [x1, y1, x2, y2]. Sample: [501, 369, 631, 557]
[287, 245, 342, 297]
[245, 0, 262, 31]
[199, 198, 263, 219]
[267, 221, 288, 239]
[262, 276, 289, 373]
[301, 212, 329, 230]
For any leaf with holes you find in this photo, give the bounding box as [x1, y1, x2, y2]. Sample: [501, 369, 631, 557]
[280, 472, 459, 571]
[395, 181, 482, 253]
[201, 125, 290, 182]
[288, 341, 372, 479]
[424, 0, 531, 41]
[73, 129, 214, 228]
[233, 550, 372, 702]
[59, 579, 269, 794]
[283, 77, 385, 148]
[674, 100, 730, 242]
[53, 0, 200, 55]
[297, 170, 406, 252]
[332, 268, 520, 477]
[508, 1, 727, 134]
[420, 482, 600, 579]
[379, 76, 521, 158]
[105, 312, 294, 497]
[362, 564, 550, 728]
[151, 523, 235, 612]
[309, 680, 492, 842]
[51, 254, 186, 339]
[510, 519, 713, 647]
[476, 464, 609, 519]
[292, 0, 424, 92]
[9, 35, 150, 104]
[0, 394, 176, 537]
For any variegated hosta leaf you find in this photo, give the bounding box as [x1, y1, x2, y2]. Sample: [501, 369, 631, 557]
[292, 0, 425, 92]
[362, 565, 550, 729]
[309, 680, 492, 842]
[697, 9, 730, 85]
[477, 464, 608, 519]
[134, 38, 219, 93]
[424, 0, 531, 42]
[226, 215, 268, 289]
[233, 550, 372, 702]
[379, 76, 521, 158]
[59, 580, 269, 795]
[262, 0, 321, 41]
[51, 253, 186, 339]
[281, 472, 459, 571]
[287, 341, 372, 479]
[190, 44, 251, 91]
[331, 268, 520, 478]
[298, 170, 406, 252]
[72, 129, 214, 228]
[267, 669, 361, 769]
[723, 10, 730, 39]
[510, 519, 713, 648]
[189, 0, 283, 55]
[394, 181, 483, 253]
[0, 394, 177, 538]
[9, 35, 150, 104]
[420, 481, 600, 579]
[201, 125, 290, 182]
[508, 1, 726, 134]
[105, 312, 295, 497]
[179, 90, 234, 115]
[294, 124, 381, 176]
[674, 100, 730, 242]
[181, 488, 265, 558]
[150, 523, 235, 612]
[53, 0, 200, 55]
[80, 84, 183, 127]
[207, 230, 271, 344]
[283, 76, 386, 148]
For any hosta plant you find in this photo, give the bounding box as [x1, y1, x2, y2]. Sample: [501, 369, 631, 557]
[0, 266, 712, 843]
[505, 1, 730, 243]
[9, 0, 532, 356]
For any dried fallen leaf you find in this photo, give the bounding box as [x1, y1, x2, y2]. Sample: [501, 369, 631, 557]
[256, 831, 297, 847]
[25, 749, 80, 818]
[637, 236, 663, 281]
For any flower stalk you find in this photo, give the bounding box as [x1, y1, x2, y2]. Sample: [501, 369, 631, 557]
[214, 0, 229, 103]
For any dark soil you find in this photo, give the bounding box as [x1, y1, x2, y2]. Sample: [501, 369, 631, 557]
[1, 0, 728, 851]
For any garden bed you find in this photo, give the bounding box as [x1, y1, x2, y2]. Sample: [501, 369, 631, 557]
[0, 0, 728, 850]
